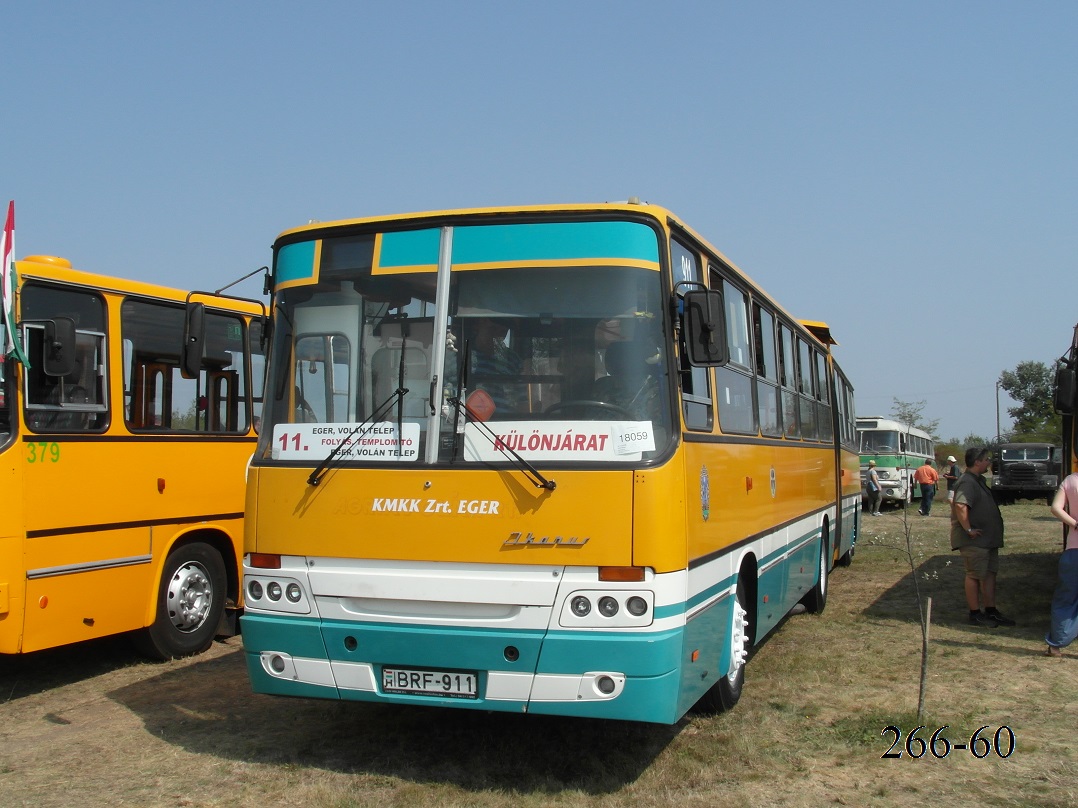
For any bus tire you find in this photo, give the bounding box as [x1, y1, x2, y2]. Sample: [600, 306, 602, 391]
[801, 536, 828, 614]
[135, 542, 226, 660]
[694, 575, 751, 714]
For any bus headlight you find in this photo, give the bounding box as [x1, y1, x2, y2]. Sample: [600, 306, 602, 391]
[561, 590, 654, 627]
[285, 583, 302, 603]
[247, 580, 263, 600]
[267, 581, 283, 601]
[598, 596, 619, 617]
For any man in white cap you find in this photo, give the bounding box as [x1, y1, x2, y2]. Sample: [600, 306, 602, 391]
[942, 455, 960, 505]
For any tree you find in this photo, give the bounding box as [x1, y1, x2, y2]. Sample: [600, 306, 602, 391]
[997, 361, 1062, 443]
[891, 398, 940, 439]
[937, 433, 993, 465]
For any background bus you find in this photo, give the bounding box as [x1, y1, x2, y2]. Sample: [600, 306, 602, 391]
[856, 416, 935, 508]
[240, 202, 859, 724]
[0, 254, 264, 658]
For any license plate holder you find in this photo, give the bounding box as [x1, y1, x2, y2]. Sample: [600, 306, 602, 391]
[381, 666, 479, 699]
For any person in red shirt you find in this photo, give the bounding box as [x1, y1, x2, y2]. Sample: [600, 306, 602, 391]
[914, 458, 940, 516]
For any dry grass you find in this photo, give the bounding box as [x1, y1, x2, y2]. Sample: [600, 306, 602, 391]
[2, 499, 1076, 807]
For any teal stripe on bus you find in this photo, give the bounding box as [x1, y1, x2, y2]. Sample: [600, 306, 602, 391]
[683, 523, 821, 612]
[276, 240, 317, 283]
[377, 227, 441, 268]
[377, 220, 660, 270]
[240, 613, 328, 659]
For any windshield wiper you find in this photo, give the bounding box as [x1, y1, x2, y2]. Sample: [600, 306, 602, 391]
[448, 394, 556, 491]
[307, 387, 408, 487]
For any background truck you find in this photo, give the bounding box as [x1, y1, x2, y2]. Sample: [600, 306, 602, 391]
[991, 442, 1061, 505]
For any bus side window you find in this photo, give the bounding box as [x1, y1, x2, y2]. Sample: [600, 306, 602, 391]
[779, 323, 800, 439]
[671, 239, 712, 431]
[814, 350, 833, 441]
[129, 362, 171, 429]
[208, 370, 239, 431]
[754, 304, 781, 437]
[714, 276, 755, 435]
[23, 326, 108, 432]
[797, 337, 818, 440]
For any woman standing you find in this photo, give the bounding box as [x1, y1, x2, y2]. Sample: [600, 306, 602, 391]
[1045, 471, 1078, 656]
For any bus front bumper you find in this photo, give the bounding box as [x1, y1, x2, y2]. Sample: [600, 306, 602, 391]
[240, 612, 684, 723]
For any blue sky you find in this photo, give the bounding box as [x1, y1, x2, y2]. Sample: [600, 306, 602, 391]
[4, 2, 1076, 443]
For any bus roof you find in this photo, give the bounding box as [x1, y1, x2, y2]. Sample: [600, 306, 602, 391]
[15, 255, 264, 315]
[274, 201, 839, 349]
[856, 416, 934, 438]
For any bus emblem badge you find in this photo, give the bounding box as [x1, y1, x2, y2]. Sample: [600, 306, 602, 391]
[700, 465, 710, 521]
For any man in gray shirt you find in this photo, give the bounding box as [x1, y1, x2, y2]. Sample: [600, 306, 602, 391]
[950, 447, 1014, 627]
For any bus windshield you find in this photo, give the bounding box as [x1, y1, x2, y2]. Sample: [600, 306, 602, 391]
[261, 234, 672, 467]
[1001, 446, 1051, 462]
[860, 429, 901, 453]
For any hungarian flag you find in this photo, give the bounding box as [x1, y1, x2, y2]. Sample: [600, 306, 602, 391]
[1, 200, 29, 365]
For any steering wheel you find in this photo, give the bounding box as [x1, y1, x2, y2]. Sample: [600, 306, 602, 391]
[544, 400, 633, 420]
[295, 399, 318, 423]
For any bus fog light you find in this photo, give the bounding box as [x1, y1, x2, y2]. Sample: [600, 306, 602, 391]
[269, 654, 286, 673]
[247, 580, 263, 600]
[596, 675, 616, 694]
[626, 596, 648, 616]
[267, 581, 283, 601]
[285, 583, 302, 602]
[571, 596, 591, 616]
[598, 596, 619, 617]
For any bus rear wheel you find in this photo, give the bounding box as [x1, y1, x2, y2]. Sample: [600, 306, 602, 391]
[135, 542, 226, 660]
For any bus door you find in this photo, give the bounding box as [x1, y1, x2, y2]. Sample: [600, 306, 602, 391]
[0, 359, 27, 653]
[19, 312, 155, 651]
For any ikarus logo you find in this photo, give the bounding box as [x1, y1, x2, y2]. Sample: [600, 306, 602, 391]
[503, 532, 589, 547]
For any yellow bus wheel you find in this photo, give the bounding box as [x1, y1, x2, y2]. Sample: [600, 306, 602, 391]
[134, 542, 226, 660]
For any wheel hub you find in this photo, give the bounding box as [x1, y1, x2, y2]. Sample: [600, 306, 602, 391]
[167, 561, 212, 633]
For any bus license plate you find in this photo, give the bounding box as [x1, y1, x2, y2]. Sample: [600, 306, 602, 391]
[381, 667, 479, 699]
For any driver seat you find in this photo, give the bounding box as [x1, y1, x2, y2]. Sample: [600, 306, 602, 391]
[595, 340, 653, 407]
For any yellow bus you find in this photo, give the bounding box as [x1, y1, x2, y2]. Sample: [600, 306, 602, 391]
[0, 254, 264, 658]
[240, 202, 860, 723]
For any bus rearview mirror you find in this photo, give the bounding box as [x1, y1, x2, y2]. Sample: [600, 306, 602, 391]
[181, 302, 206, 379]
[42, 317, 77, 377]
[1054, 366, 1076, 414]
[683, 289, 728, 366]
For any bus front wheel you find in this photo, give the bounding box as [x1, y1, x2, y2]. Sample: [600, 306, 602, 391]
[135, 542, 226, 660]
[694, 575, 751, 714]
[801, 536, 828, 614]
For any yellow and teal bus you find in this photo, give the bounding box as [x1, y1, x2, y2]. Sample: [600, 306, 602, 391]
[240, 202, 860, 723]
[0, 254, 264, 658]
